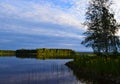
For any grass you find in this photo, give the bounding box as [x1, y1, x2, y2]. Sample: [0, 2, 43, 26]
[74, 56, 120, 76]
[75, 52, 96, 56]
[66, 54, 120, 83]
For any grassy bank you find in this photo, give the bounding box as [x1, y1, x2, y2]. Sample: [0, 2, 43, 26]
[66, 55, 120, 83]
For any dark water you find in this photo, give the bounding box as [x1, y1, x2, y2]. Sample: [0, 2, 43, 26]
[0, 56, 84, 84]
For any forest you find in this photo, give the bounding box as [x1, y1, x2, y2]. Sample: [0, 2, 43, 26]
[16, 48, 75, 59]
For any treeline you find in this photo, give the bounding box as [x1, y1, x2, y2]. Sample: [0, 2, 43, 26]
[16, 49, 37, 58]
[0, 50, 16, 56]
[16, 48, 75, 59]
[37, 48, 75, 59]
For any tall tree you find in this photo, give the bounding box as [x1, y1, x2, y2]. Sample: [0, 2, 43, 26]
[81, 0, 120, 55]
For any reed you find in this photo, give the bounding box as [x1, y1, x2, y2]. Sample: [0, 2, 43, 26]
[73, 55, 120, 77]
[66, 55, 120, 83]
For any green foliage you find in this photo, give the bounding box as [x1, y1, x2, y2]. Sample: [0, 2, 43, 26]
[74, 56, 120, 77]
[37, 48, 75, 59]
[0, 50, 16, 56]
[76, 52, 96, 57]
[81, 0, 120, 55]
[16, 48, 75, 59]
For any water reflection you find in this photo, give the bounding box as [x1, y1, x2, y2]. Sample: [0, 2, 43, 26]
[0, 57, 84, 84]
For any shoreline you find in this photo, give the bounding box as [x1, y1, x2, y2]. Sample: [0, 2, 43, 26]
[65, 61, 120, 84]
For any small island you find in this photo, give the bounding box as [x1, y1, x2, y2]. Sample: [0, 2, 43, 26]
[16, 48, 75, 59]
[0, 48, 75, 59]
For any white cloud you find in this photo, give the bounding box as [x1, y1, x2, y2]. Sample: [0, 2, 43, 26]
[0, 3, 17, 13]
[111, 0, 120, 22]
[0, 1, 84, 30]
[0, 0, 86, 39]
[61, 43, 78, 46]
[1, 0, 119, 40]
[0, 39, 12, 43]
[28, 3, 82, 29]
[2, 24, 84, 39]
[0, 2, 18, 17]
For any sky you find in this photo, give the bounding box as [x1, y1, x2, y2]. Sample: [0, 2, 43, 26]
[0, 0, 120, 51]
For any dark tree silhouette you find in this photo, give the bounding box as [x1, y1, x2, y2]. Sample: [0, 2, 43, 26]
[81, 0, 120, 56]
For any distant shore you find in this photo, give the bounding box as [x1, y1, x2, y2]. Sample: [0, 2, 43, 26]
[0, 48, 75, 59]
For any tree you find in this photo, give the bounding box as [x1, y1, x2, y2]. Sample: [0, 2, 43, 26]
[81, 0, 120, 56]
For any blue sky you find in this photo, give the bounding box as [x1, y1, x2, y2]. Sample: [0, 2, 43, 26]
[0, 0, 120, 51]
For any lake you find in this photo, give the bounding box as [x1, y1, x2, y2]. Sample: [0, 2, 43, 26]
[0, 56, 85, 84]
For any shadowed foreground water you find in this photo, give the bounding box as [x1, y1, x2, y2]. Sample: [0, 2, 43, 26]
[0, 57, 85, 84]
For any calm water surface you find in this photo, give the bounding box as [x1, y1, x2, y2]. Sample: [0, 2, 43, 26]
[0, 56, 85, 84]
